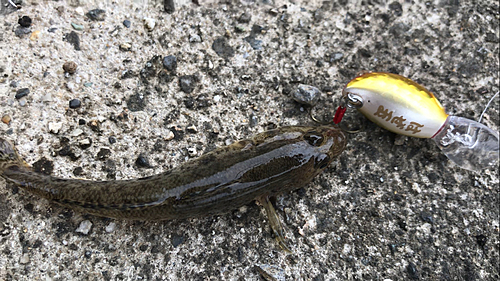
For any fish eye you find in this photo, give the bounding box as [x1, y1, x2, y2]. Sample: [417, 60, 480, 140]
[314, 154, 331, 169]
[304, 131, 324, 147]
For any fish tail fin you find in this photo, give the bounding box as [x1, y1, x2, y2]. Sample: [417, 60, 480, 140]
[0, 138, 30, 173]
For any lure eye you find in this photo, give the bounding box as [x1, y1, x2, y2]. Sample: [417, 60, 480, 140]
[304, 131, 324, 147]
[314, 154, 331, 169]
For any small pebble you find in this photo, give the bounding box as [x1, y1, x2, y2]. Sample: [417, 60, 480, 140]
[19, 253, 30, 264]
[105, 222, 116, 233]
[187, 147, 197, 157]
[292, 84, 321, 106]
[78, 119, 86, 125]
[119, 43, 132, 51]
[244, 36, 262, 50]
[71, 22, 84, 30]
[238, 12, 251, 23]
[123, 20, 131, 28]
[2, 115, 11, 125]
[15, 88, 29, 99]
[143, 17, 156, 31]
[189, 34, 202, 43]
[66, 82, 76, 92]
[330, 52, 344, 62]
[164, 0, 175, 13]
[14, 27, 31, 38]
[162, 55, 177, 72]
[255, 264, 285, 281]
[186, 125, 197, 133]
[29, 30, 41, 41]
[268, 8, 279, 16]
[108, 136, 116, 144]
[178, 75, 197, 93]
[87, 9, 106, 21]
[48, 122, 63, 134]
[212, 37, 234, 59]
[18, 16, 32, 27]
[9, 81, 18, 88]
[69, 99, 81, 109]
[64, 31, 81, 50]
[165, 131, 175, 141]
[84, 251, 92, 259]
[76, 220, 92, 235]
[78, 138, 92, 149]
[63, 61, 78, 74]
[70, 128, 83, 137]
[136, 155, 151, 168]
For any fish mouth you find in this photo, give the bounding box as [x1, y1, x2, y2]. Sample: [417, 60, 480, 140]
[323, 127, 347, 158]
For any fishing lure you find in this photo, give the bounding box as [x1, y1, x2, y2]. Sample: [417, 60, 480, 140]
[334, 72, 499, 172]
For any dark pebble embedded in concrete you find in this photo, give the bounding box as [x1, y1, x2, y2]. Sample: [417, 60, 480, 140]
[73, 167, 84, 176]
[69, 99, 81, 108]
[162, 55, 177, 72]
[195, 94, 210, 108]
[18, 16, 32, 27]
[108, 136, 116, 144]
[171, 234, 185, 247]
[184, 97, 194, 109]
[179, 75, 197, 93]
[123, 20, 131, 28]
[244, 36, 263, 50]
[475, 234, 487, 247]
[15, 88, 29, 99]
[96, 148, 111, 160]
[14, 27, 31, 38]
[212, 37, 234, 59]
[158, 70, 173, 84]
[86, 9, 106, 21]
[84, 251, 92, 259]
[64, 31, 81, 51]
[136, 155, 151, 168]
[358, 48, 372, 58]
[389, 22, 411, 37]
[420, 211, 434, 224]
[121, 69, 137, 79]
[389, 1, 403, 16]
[32, 157, 54, 175]
[63, 61, 78, 74]
[292, 84, 321, 106]
[330, 52, 344, 62]
[10, 81, 18, 88]
[79, 138, 92, 150]
[78, 119, 86, 125]
[238, 12, 251, 23]
[406, 262, 419, 280]
[164, 0, 175, 13]
[126, 92, 147, 112]
[485, 32, 498, 43]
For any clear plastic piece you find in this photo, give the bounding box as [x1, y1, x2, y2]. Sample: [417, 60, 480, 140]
[432, 116, 499, 172]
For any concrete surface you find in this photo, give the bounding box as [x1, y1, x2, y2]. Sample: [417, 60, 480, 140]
[0, 0, 498, 280]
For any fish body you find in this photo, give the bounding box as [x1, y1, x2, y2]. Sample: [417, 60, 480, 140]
[0, 126, 346, 220]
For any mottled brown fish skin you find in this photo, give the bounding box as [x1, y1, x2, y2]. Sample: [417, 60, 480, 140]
[0, 126, 346, 220]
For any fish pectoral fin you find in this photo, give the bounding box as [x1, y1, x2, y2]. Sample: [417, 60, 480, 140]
[257, 195, 293, 253]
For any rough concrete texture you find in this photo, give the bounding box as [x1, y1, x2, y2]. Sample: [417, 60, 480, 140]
[0, 0, 498, 280]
